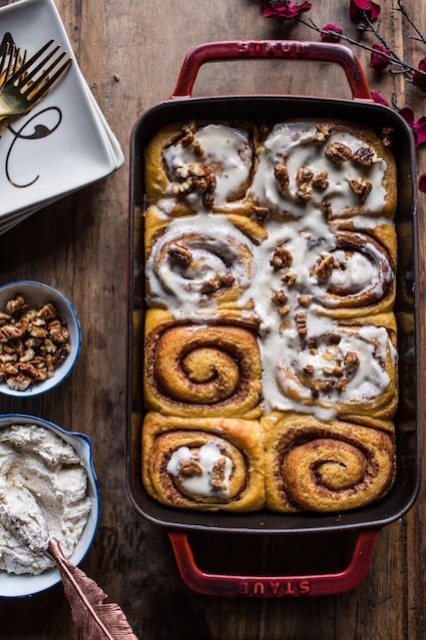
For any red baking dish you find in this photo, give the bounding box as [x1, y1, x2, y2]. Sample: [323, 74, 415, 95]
[126, 40, 421, 597]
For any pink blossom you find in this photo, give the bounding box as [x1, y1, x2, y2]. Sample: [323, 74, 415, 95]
[412, 57, 426, 90]
[320, 23, 343, 43]
[349, 0, 381, 23]
[371, 92, 389, 106]
[419, 174, 426, 193]
[399, 108, 426, 148]
[370, 44, 392, 71]
[258, 0, 312, 21]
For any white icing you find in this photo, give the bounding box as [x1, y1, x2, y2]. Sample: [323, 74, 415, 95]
[250, 122, 388, 217]
[146, 214, 254, 316]
[167, 442, 232, 498]
[163, 124, 252, 207]
[0, 425, 91, 575]
[148, 121, 397, 421]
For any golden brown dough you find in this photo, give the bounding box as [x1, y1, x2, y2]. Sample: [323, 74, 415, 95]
[143, 309, 263, 419]
[262, 412, 396, 512]
[275, 313, 398, 421]
[144, 120, 258, 216]
[142, 412, 265, 511]
[251, 120, 397, 221]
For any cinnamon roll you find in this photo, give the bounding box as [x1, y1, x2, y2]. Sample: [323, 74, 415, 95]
[267, 313, 398, 421]
[145, 120, 257, 216]
[262, 412, 396, 512]
[144, 211, 257, 314]
[250, 120, 396, 221]
[142, 412, 265, 511]
[143, 309, 263, 418]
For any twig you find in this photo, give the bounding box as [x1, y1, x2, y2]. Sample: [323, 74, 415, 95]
[298, 17, 426, 80]
[397, 0, 426, 45]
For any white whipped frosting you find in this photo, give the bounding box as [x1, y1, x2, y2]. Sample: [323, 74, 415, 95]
[163, 124, 253, 207]
[167, 442, 232, 498]
[250, 122, 388, 217]
[0, 425, 91, 575]
[146, 214, 254, 316]
[147, 121, 396, 421]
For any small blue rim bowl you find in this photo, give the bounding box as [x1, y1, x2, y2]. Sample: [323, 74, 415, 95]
[0, 280, 81, 397]
[0, 414, 100, 598]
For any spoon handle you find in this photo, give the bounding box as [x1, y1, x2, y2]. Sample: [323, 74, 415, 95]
[47, 538, 139, 640]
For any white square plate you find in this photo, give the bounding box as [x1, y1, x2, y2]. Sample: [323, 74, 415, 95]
[0, 0, 124, 230]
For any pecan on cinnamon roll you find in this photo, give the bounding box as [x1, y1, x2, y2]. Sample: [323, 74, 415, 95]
[142, 412, 265, 511]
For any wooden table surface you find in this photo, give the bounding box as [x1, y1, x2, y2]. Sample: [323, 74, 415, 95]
[0, 0, 424, 638]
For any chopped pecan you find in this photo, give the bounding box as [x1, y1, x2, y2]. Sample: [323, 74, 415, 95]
[270, 246, 293, 270]
[271, 290, 288, 306]
[274, 162, 290, 195]
[321, 198, 333, 220]
[179, 458, 203, 477]
[353, 146, 375, 166]
[335, 376, 348, 392]
[314, 123, 332, 143]
[167, 243, 192, 267]
[298, 295, 312, 308]
[5, 295, 27, 316]
[312, 171, 329, 190]
[322, 365, 343, 377]
[281, 272, 297, 287]
[295, 166, 313, 201]
[37, 303, 58, 321]
[303, 364, 315, 376]
[349, 178, 372, 202]
[0, 295, 71, 391]
[278, 306, 290, 317]
[0, 320, 29, 342]
[174, 163, 216, 208]
[201, 278, 222, 294]
[6, 374, 31, 391]
[179, 121, 203, 156]
[48, 319, 69, 343]
[210, 457, 228, 492]
[315, 255, 335, 282]
[325, 141, 353, 163]
[221, 273, 236, 288]
[295, 311, 307, 340]
[344, 351, 360, 368]
[18, 362, 48, 382]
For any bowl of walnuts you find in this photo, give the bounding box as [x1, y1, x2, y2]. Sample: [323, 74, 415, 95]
[0, 281, 81, 397]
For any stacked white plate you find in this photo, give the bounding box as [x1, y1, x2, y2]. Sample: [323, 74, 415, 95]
[0, 0, 124, 234]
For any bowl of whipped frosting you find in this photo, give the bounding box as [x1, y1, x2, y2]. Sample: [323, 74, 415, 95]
[0, 414, 99, 598]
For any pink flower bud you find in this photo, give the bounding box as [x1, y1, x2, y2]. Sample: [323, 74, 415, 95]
[259, 0, 312, 21]
[349, 0, 381, 23]
[320, 23, 343, 43]
[370, 45, 392, 71]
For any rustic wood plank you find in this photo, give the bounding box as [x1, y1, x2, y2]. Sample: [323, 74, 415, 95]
[0, 1, 424, 639]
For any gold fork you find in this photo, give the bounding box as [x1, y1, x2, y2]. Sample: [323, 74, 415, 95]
[0, 42, 27, 91]
[0, 39, 72, 120]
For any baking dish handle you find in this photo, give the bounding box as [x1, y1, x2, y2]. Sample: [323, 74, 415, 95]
[168, 530, 379, 597]
[171, 40, 371, 101]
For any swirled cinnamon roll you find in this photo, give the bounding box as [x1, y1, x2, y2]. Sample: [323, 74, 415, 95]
[144, 310, 263, 418]
[142, 412, 265, 511]
[262, 412, 396, 512]
[264, 313, 398, 421]
[144, 211, 257, 315]
[307, 229, 396, 316]
[250, 121, 396, 220]
[145, 121, 257, 216]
